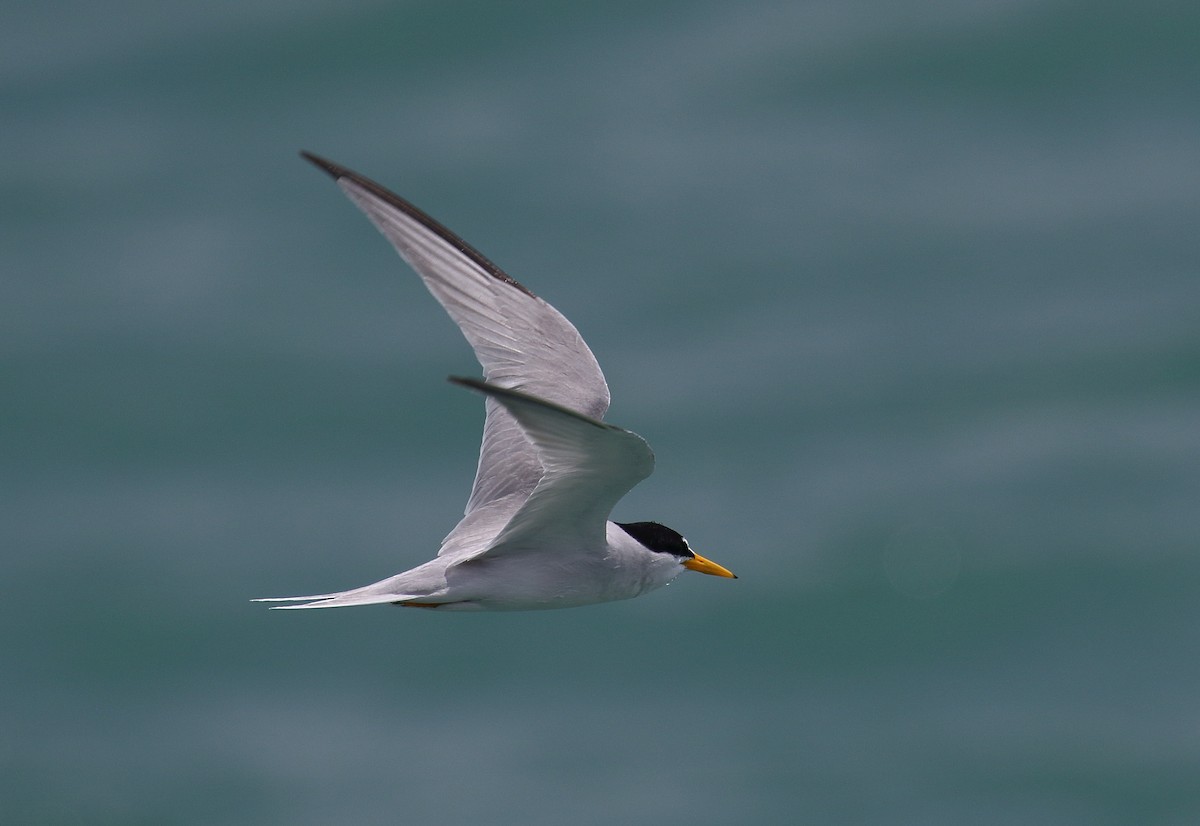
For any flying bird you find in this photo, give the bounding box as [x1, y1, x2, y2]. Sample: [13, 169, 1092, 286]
[255, 153, 735, 611]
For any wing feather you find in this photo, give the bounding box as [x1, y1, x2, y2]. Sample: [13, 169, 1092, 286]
[449, 378, 654, 557]
[301, 153, 610, 515]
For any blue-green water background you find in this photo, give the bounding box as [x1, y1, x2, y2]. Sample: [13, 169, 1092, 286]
[5, 2, 1199, 823]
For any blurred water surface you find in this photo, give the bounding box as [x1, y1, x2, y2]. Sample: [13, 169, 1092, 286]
[4, 2, 1199, 823]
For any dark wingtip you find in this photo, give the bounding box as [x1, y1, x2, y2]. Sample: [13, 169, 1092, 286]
[447, 375, 613, 430]
[447, 375, 488, 392]
[299, 150, 349, 180]
[297, 152, 539, 299]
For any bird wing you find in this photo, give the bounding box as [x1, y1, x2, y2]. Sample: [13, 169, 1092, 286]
[450, 378, 654, 558]
[301, 153, 610, 521]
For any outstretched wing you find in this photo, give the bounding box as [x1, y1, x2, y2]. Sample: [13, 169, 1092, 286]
[450, 378, 654, 556]
[302, 153, 610, 515]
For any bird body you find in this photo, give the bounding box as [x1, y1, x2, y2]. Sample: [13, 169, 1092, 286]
[275, 522, 687, 612]
[255, 153, 735, 612]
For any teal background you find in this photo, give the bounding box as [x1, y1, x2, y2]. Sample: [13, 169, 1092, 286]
[5, 2, 1199, 823]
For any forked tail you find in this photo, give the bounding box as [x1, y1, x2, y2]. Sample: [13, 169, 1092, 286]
[252, 590, 429, 610]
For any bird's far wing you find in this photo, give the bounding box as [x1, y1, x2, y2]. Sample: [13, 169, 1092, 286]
[449, 378, 654, 558]
[301, 153, 610, 514]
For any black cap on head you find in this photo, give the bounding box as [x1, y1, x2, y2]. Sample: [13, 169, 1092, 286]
[616, 521, 693, 559]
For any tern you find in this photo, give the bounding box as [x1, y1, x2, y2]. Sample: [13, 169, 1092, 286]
[255, 153, 736, 611]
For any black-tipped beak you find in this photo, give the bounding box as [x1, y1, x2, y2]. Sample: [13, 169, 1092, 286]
[683, 553, 737, 578]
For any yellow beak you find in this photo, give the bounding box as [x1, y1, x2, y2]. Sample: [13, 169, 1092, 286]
[683, 553, 737, 579]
